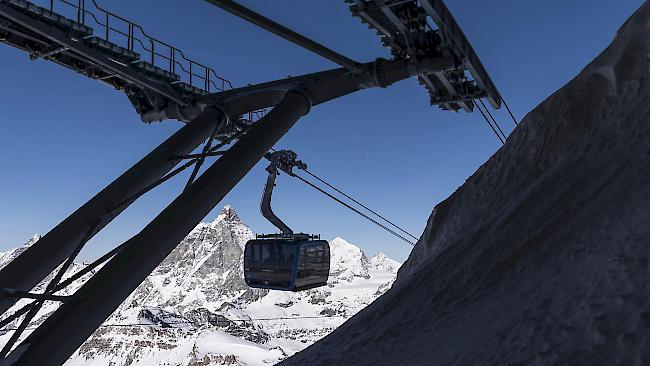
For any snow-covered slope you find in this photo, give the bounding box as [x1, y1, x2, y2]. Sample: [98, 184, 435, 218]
[0, 206, 400, 366]
[280, 3, 650, 366]
[0, 234, 40, 269]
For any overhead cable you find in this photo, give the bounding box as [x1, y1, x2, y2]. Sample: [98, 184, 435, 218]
[501, 98, 520, 126]
[479, 99, 507, 141]
[475, 101, 505, 144]
[301, 168, 419, 241]
[292, 173, 416, 246]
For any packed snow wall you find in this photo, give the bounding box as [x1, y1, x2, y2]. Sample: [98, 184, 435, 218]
[280, 2, 650, 365]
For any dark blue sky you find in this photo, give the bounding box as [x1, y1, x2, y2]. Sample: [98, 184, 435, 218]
[0, 0, 643, 261]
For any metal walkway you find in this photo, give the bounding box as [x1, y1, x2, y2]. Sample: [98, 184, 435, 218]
[0, 0, 263, 124]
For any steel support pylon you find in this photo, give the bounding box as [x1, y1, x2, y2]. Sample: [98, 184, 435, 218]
[6, 90, 311, 365]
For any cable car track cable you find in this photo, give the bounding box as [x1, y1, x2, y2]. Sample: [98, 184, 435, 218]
[268, 147, 418, 243]
[501, 98, 520, 126]
[479, 99, 507, 141]
[300, 168, 419, 241]
[475, 101, 505, 144]
[291, 173, 416, 246]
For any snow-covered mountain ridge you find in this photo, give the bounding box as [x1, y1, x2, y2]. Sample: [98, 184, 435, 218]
[0, 206, 400, 366]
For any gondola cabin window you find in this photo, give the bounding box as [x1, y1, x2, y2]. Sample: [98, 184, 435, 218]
[244, 239, 330, 291]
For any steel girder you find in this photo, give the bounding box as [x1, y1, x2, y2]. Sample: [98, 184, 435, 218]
[204, 0, 364, 73]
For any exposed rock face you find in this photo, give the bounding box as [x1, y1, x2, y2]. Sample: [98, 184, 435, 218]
[124, 205, 263, 312]
[0, 207, 400, 366]
[280, 3, 650, 366]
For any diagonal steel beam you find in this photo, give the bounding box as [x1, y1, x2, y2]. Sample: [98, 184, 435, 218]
[0, 86, 293, 319]
[204, 0, 364, 73]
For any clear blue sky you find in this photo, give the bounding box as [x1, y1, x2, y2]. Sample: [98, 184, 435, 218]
[0, 0, 643, 262]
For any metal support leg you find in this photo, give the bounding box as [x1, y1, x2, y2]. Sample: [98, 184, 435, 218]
[8, 90, 311, 365]
[0, 108, 226, 317]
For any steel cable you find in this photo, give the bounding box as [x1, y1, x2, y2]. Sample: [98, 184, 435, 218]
[475, 101, 505, 144]
[479, 99, 507, 141]
[301, 168, 418, 241]
[501, 98, 520, 126]
[292, 173, 416, 246]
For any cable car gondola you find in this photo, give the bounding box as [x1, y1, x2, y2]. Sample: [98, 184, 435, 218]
[243, 150, 330, 291]
[245, 235, 330, 291]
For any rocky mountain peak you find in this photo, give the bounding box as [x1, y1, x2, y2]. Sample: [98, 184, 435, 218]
[213, 204, 242, 225]
[369, 252, 400, 273]
[329, 237, 371, 281]
[130, 206, 257, 310]
[329, 237, 366, 257]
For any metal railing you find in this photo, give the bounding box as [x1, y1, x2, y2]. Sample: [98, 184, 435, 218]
[42, 0, 233, 93]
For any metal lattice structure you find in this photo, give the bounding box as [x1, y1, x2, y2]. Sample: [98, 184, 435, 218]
[0, 0, 506, 364]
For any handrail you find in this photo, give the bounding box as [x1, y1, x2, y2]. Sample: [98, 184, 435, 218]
[44, 0, 233, 92]
[87, 0, 234, 90]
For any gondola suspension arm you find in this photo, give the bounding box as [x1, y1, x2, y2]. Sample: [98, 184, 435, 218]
[260, 150, 307, 237]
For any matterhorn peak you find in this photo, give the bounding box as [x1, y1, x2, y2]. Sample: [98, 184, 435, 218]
[213, 205, 242, 225]
[205, 205, 254, 251]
